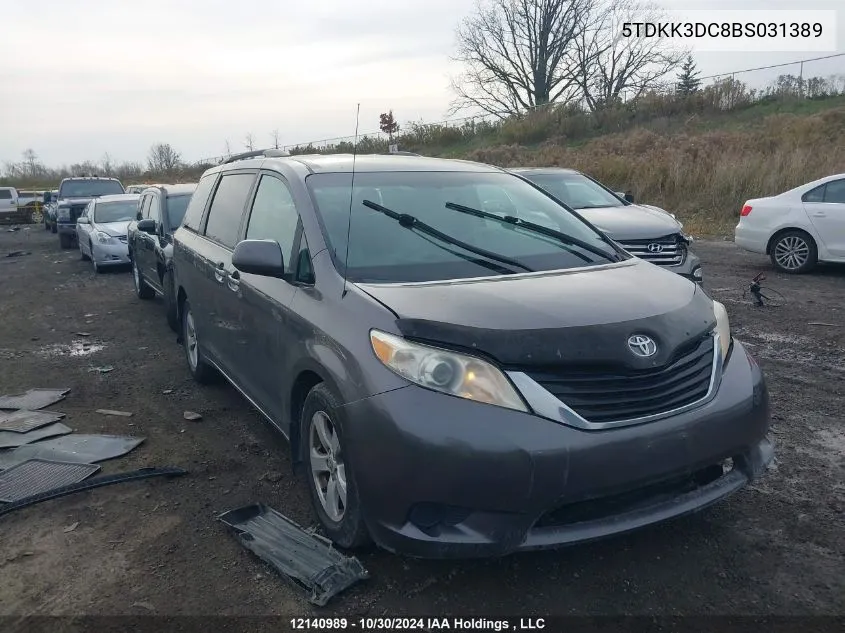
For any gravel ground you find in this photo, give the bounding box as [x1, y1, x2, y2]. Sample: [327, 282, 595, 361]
[0, 227, 843, 618]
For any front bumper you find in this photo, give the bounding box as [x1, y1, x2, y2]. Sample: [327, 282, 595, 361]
[342, 340, 771, 559]
[666, 247, 703, 284]
[92, 240, 130, 266]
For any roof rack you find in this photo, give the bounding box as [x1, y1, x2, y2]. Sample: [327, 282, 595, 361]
[222, 148, 291, 164]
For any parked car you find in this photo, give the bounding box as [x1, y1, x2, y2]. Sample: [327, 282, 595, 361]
[734, 173, 845, 274]
[75, 193, 139, 272]
[172, 150, 772, 558]
[43, 190, 58, 231]
[128, 183, 197, 330]
[0, 186, 19, 223]
[55, 176, 125, 248]
[509, 168, 702, 284]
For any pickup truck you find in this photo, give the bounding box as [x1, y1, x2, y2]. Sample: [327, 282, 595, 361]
[54, 176, 125, 248]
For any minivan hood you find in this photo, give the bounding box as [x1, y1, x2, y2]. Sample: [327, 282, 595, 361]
[358, 260, 714, 369]
[575, 204, 682, 240]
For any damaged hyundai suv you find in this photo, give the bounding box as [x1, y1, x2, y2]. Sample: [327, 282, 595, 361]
[172, 151, 773, 558]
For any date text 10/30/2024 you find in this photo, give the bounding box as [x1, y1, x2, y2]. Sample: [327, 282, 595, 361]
[290, 617, 546, 630]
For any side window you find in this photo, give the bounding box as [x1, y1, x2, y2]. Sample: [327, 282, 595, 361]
[183, 174, 218, 232]
[204, 173, 255, 249]
[245, 175, 300, 263]
[148, 195, 161, 224]
[823, 179, 845, 204]
[140, 195, 151, 218]
[802, 184, 826, 203]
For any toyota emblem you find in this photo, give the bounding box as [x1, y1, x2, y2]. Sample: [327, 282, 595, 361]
[647, 243, 664, 253]
[627, 334, 658, 357]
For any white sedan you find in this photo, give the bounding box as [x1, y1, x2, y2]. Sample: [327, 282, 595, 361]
[734, 173, 845, 273]
[76, 193, 140, 273]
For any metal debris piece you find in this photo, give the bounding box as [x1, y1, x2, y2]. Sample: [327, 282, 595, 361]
[0, 434, 145, 470]
[88, 365, 114, 374]
[76, 332, 92, 337]
[0, 459, 100, 503]
[64, 521, 79, 533]
[183, 411, 202, 421]
[218, 503, 370, 606]
[0, 467, 188, 519]
[95, 409, 133, 417]
[162, 389, 173, 395]
[0, 388, 71, 411]
[0, 422, 73, 450]
[6, 250, 30, 257]
[0, 409, 65, 433]
[808, 322, 839, 327]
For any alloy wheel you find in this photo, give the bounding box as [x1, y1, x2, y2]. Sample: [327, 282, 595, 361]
[773, 236, 809, 271]
[133, 260, 140, 291]
[309, 411, 347, 522]
[185, 310, 199, 371]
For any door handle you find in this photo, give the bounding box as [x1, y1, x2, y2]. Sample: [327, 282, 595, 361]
[227, 270, 240, 292]
[213, 261, 225, 283]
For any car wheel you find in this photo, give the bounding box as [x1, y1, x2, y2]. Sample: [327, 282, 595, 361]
[181, 299, 216, 383]
[770, 230, 818, 274]
[45, 219, 50, 231]
[164, 271, 179, 332]
[132, 258, 154, 299]
[79, 239, 90, 261]
[301, 383, 371, 549]
[51, 222, 57, 234]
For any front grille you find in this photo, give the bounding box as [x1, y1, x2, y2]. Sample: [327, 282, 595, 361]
[618, 235, 684, 266]
[524, 335, 715, 423]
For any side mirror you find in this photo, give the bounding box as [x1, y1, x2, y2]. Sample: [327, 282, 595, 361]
[232, 239, 285, 278]
[623, 192, 634, 203]
[137, 219, 157, 234]
[77, 216, 89, 224]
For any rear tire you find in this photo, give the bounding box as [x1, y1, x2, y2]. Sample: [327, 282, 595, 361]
[59, 234, 72, 249]
[132, 258, 155, 299]
[769, 230, 817, 274]
[181, 299, 217, 384]
[300, 383, 371, 550]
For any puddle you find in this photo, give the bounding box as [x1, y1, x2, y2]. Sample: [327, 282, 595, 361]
[34, 339, 106, 358]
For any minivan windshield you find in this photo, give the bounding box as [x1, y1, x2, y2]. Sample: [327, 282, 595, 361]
[94, 200, 137, 223]
[59, 179, 125, 199]
[306, 171, 624, 283]
[522, 172, 624, 210]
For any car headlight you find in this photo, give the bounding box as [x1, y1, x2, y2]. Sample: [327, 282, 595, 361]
[57, 207, 70, 220]
[369, 329, 528, 412]
[95, 231, 113, 244]
[713, 300, 731, 361]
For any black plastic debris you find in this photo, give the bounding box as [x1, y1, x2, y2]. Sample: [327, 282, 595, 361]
[0, 422, 72, 450]
[218, 503, 369, 606]
[0, 409, 66, 433]
[0, 459, 100, 503]
[0, 467, 188, 519]
[5, 250, 30, 257]
[0, 434, 144, 470]
[0, 388, 71, 411]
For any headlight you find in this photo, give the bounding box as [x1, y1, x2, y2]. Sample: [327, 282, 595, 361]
[713, 300, 731, 361]
[369, 329, 528, 412]
[95, 231, 113, 244]
[57, 207, 70, 219]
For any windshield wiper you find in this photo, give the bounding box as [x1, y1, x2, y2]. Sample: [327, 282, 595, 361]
[361, 200, 533, 273]
[444, 202, 621, 263]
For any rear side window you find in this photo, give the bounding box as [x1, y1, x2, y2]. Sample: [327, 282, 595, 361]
[0, 190, 12, 200]
[802, 184, 826, 203]
[245, 175, 300, 264]
[182, 174, 217, 231]
[824, 179, 845, 204]
[203, 173, 255, 249]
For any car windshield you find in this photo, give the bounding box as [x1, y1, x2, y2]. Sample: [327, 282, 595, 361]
[94, 200, 137, 223]
[522, 172, 624, 210]
[306, 171, 622, 283]
[166, 195, 191, 229]
[60, 180, 124, 198]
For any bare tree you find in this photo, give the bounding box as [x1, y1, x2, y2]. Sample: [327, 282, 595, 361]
[101, 152, 114, 175]
[147, 143, 182, 174]
[244, 133, 256, 151]
[22, 148, 41, 178]
[224, 139, 232, 157]
[449, 0, 596, 117]
[574, 0, 686, 110]
[271, 130, 281, 149]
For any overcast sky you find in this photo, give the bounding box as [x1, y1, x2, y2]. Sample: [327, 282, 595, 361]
[0, 0, 842, 167]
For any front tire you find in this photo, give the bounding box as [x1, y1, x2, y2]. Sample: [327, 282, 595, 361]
[80, 240, 90, 261]
[51, 222, 57, 234]
[181, 299, 216, 384]
[770, 230, 818, 274]
[300, 383, 370, 550]
[132, 258, 154, 299]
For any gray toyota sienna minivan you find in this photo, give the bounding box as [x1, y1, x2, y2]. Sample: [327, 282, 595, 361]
[172, 150, 773, 559]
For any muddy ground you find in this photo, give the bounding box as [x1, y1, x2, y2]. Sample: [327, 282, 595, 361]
[0, 227, 843, 619]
